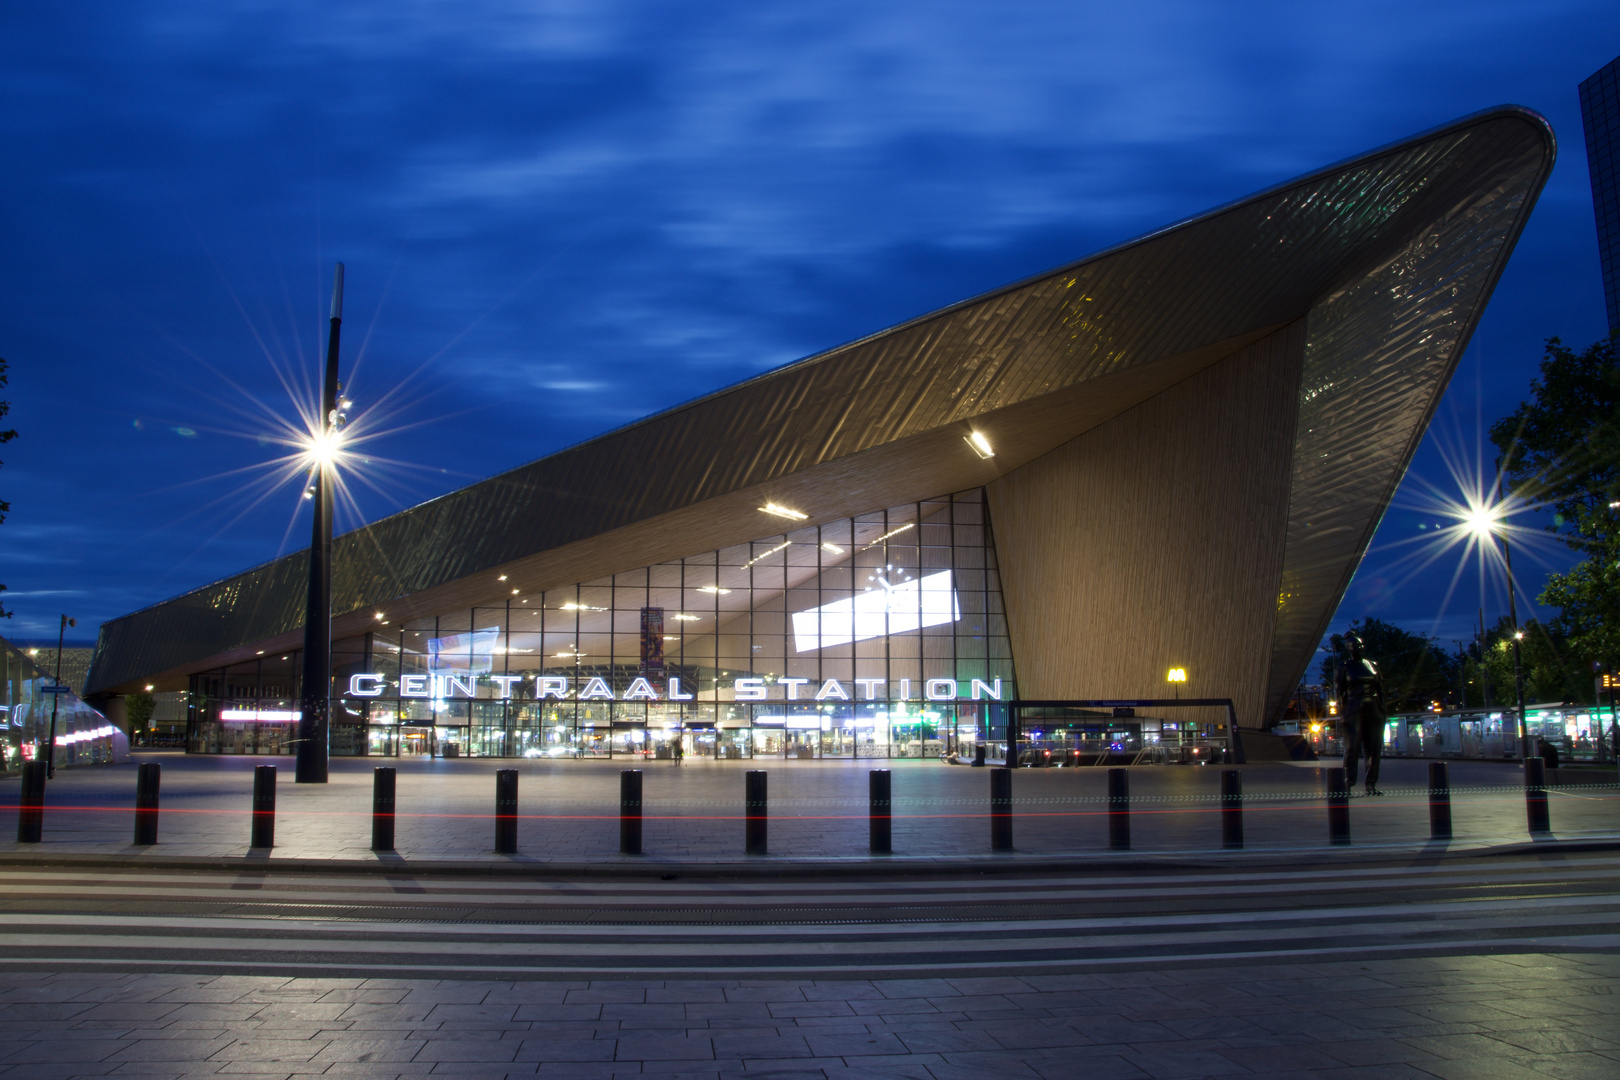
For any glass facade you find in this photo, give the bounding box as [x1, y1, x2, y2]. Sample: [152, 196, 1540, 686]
[1581, 54, 1620, 336]
[2, 634, 126, 772]
[187, 489, 1017, 759]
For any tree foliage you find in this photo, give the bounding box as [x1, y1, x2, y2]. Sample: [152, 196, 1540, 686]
[1319, 617, 1458, 713]
[1490, 336, 1620, 664]
[0, 357, 14, 620]
[1457, 615, 1597, 708]
[126, 691, 156, 737]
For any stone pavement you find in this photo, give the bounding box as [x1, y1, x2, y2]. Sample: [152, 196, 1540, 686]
[2, 752, 1616, 865]
[1, 953, 1617, 1080]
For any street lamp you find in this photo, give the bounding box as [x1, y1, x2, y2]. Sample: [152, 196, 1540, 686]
[45, 614, 75, 779]
[296, 263, 345, 784]
[1466, 483, 1528, 759]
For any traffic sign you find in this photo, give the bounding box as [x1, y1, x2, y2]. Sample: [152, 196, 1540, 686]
[39, 684, 70, 695]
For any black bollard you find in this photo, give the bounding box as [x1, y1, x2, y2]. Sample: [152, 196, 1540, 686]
[371, 767, 396, 852]
[494, 769, 519, 854]
[1428, 761, 1452, 841]
[16, 761, 46, 844]
[990, 767, 1013, 851]
[744, 770, 767, 855]
[1108, 768, 1130, 850]
[1220, 769, 1243, 850]
[870, 770, 892, 854]
[620, 769, 643, 855]
[1326, 766, 1350, 846]
[250, 765, 276, 849]
[1525, 757, 1550, 834]
[972, 743, 986, 767]
[133, 762, 161, 846]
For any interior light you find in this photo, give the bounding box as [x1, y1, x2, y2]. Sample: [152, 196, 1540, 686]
[511, 588, 520, 595]
[144, 685, 155, 692]
[821, 541, 845, 555]
[760, 503, 808, 520]
[698, 585, 732, 595]
[674, 614, 700, 621]
[375, 612, 385, 620]
[965, 431, 995, 459]
[498, 575, 508, 581]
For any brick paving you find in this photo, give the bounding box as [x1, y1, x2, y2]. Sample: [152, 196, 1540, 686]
[1, 752, 1616, 864]
[0, 953, 1616, 1079]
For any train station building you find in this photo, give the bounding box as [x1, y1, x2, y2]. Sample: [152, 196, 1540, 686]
[80, 107, 1554, 762]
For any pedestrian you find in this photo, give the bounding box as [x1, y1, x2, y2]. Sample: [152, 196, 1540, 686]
[1335, 632, 1387, 795]
[672, 732, 683, 767]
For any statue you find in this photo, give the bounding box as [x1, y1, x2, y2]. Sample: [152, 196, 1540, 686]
[1335, 633, 1387, 795]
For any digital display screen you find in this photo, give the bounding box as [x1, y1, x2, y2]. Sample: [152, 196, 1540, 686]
[791, 569, 959, 652]
[427, 627, 501, 675]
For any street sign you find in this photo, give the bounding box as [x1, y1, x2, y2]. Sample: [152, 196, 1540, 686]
[39, 684, 70, 695]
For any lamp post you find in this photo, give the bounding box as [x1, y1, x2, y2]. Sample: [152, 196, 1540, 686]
[1475, 458, 1528, 759]
[45, 614, 75, 779]
[296, 263, 344, 784]
[1502, 538, 1528, 758]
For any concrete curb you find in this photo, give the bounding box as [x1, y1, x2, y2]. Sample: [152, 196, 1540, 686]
[1, 835, 1616, 880]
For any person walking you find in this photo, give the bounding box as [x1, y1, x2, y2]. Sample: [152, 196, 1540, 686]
[1335, 633, 1387, 795]
[672, 731, 683, 767]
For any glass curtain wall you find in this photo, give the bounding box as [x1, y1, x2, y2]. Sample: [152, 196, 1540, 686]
[2, 634, 125, 772]
[187, 488, 1016, 759]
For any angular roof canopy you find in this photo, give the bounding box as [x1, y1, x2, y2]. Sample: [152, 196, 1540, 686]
[88, 106, 1555, 720]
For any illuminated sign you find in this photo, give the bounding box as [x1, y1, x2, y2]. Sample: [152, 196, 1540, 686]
[791, 569, 959, 652]
[220, 708, 301, 722]
[344, 673, 1001, 702]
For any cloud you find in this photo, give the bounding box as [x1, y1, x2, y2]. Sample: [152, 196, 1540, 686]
[0, 0, 1614, 642]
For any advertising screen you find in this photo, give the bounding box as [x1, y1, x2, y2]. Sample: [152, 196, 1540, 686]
[791, 569, 959, 652]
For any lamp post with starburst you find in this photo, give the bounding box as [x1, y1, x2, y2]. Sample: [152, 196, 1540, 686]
[295, 264, 345, 784]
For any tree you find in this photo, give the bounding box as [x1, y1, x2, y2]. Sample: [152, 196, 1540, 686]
[1458, 615, 1596, 708]
[126, 691, 156, 740]
[0, 357, 14, 619]
[1490, 335, 1620, 665]
[1319, 617, 1460, 713]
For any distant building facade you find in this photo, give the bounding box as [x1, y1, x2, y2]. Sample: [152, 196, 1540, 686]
[1581, 55, 1620, 335]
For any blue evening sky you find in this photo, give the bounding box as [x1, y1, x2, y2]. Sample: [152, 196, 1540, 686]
[1, 2, 1615, 663]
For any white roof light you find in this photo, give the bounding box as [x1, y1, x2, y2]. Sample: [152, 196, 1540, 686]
[965, 431, 995, 459]
[760, 502, 807, 520]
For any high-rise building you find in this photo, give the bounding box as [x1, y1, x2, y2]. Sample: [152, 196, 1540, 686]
[1580, 55, 1620, 335]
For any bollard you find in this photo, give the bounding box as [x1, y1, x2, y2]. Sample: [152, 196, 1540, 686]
[1525, 757, 1550, 834]
[371, 767, 396, 852]
[620, 769, 643, 855]
[1326, 767, 1350, 846]
[1428, 761, 1452, 841]
[744, 771, 767, 855]
[869, 770, 892, 854]
[133, 762, 161, 845]
[494, 769, 518, 854]
[16, 761, 46, 843]
[1107, 768, 1130, 850]
[990, 767, 1013, 851]
[1220, 769, 1243, 850]
[250, 765, 276, 849]
[972, 743, 986, 767]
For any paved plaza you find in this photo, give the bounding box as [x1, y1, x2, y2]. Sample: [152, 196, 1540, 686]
[1, 752, 1617, 866]
[2, 953, 1618, 1080]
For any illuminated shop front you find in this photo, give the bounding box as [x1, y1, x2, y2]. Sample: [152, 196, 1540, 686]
[186, 490, 1015, 758]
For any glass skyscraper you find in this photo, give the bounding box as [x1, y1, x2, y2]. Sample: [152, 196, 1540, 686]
[1581, 55, 1620, 335]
